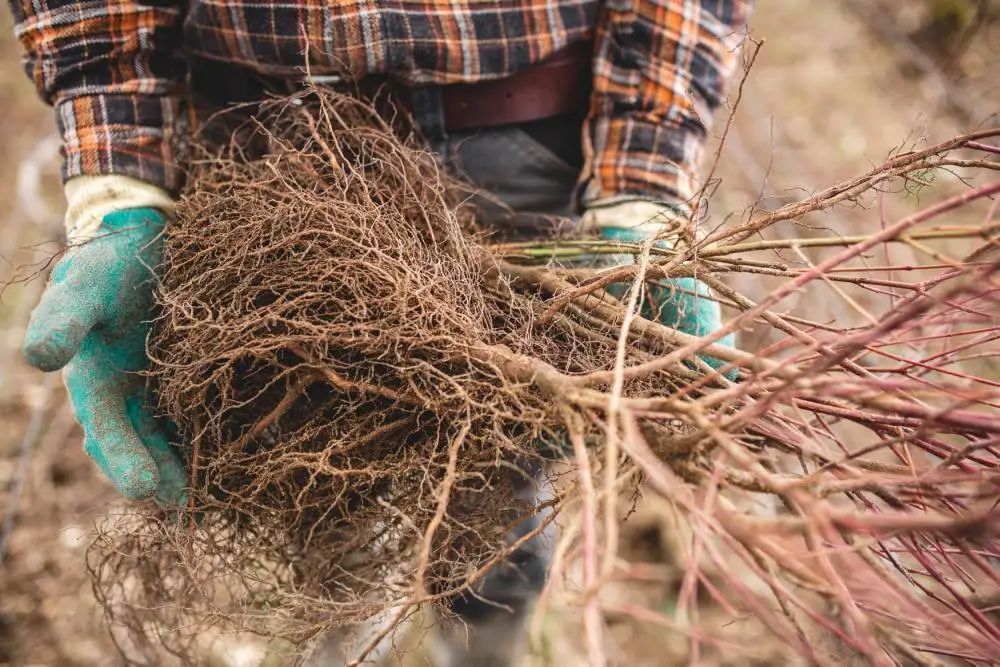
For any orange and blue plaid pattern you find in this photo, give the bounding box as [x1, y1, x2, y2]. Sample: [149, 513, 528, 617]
[9, 0, 750, 203]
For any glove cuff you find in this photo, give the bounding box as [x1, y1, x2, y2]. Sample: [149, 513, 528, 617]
[580, 198, 690, 245]
[64, 175, 174, 244]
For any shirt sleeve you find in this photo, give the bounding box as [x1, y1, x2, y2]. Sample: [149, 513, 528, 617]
[581, 0, 753, 208]
[9, 0, 186, 192]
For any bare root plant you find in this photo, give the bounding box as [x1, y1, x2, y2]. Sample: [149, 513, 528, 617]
[89, 88, 1000, 666]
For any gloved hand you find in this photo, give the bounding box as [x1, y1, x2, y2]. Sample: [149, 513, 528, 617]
[22, 176, 186, 505]
[581, 199, 737, 378]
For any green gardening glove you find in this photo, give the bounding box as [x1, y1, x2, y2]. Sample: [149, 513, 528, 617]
[580, 200, 737, 379]
[534, 209, 739, 458]
[22, 208, 187, 505]
[599, 226, 736, 377]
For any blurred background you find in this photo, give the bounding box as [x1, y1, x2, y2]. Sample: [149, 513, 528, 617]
[1, 1, 997, 665]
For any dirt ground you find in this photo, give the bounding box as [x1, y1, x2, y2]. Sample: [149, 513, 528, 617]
[1, 1, 996, 665]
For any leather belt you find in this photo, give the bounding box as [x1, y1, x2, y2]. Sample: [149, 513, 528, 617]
[190, 41, 592, 133]
[439, 41, 592, 132]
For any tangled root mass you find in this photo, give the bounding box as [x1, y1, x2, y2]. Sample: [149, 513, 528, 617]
[90, 89, 645, 661]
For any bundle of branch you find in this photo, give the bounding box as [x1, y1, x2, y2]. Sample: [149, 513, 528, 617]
[89, 88, 1000, 666]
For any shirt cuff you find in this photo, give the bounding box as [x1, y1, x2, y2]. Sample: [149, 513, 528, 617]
[579, 115, 703, 211]
[55, 93, 183, 194]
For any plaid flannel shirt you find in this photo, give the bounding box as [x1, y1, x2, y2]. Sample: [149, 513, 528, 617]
[9, 0, 751, 206]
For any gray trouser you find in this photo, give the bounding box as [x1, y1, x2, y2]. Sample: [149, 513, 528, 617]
[424, 118, 582, 666]
[429, 118, 580, 223]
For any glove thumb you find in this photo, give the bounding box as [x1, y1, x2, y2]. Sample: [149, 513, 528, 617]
[23, 264, 104, 371]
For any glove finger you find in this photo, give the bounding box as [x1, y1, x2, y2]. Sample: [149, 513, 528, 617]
[125, 392, 188, 507]
[646, 278, 713, 337]
[65, 352, 159, 500]
[649, 278, 738, 379]
[23, 264, 104, 371]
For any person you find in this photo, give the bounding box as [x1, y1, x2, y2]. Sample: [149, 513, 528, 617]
[8, 1, 752, 663]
